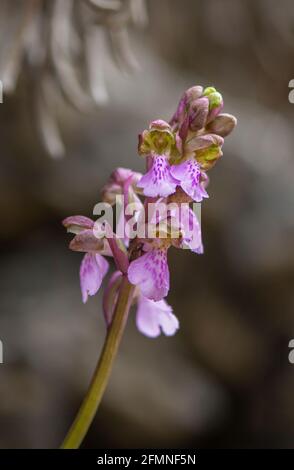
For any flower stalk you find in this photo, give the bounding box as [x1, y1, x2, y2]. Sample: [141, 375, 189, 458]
[61, 276, 135, 449]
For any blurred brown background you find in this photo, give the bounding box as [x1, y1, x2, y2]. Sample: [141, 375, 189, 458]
[0, 0, 294, 449]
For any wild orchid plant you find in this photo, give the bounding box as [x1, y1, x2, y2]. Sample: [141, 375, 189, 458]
[61, 85, 237, 448]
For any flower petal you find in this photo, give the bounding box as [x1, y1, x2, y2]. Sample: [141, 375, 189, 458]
[128, 248, 169, 301]
[95, 253, 109, 278]
[62, 215, 94, 234]
[136, 295, 179, 338]
[111, 167, 142, 185]
[189, 97, 209, 131]
[137, 155, 178, 198]
[69, 229, 112, 256]
[180, 206, 203, 253]
[206, 113, 237, 137]
[185, 133, 224, 153]
[80, 253, 109, 303]
[170, 160, 209, 202]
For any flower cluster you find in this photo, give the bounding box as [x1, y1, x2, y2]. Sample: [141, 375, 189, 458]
[63, 86, 236, 338]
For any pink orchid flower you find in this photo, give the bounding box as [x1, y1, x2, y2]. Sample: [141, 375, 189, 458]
[63, 85, 237, 338]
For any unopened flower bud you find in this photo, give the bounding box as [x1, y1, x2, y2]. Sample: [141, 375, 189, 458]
[110, 167, 141, 185]
[189, 97, 209, 131]
[179, 115, 190, 142]
[101, 167, 142, 204]
[185, 85, 204, 103]
[149, 119, 170, 131]
[203, 86, 217, 97]
[171, 86, 203, 127]
[69, 229, 106, 253]
[206, 113, 237, 137]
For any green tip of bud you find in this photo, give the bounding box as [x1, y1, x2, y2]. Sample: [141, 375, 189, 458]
[203, 86, 217, 96]
[203, 87, 223, 111]
[206, 113, 237, 137]
[209, 92, 223, 110]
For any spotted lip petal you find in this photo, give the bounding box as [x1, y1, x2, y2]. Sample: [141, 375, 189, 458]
[137, 154, 179, 198]
[128, 248, 170, 301]
[170, 160, 209, 202]
[136, 295, 179, 338]
[80, 253, 109, 303]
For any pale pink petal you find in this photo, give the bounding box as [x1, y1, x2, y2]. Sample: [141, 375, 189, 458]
[62, 215, 94, 234]
[111, 167, 142, 185]
[128, 248, 169, 301]
[180, 206, 203, 253]
[170, 93, 187, 126]
[69, 229, 112, 256]
[95, 253, 109, 278]
[136, 296, 179, 338]
[170, 160, 208, 202]
[80, 253, 109, 303]
[137, 155, 178, 198]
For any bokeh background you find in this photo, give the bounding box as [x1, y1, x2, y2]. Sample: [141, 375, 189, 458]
[0, 0, 294, 449]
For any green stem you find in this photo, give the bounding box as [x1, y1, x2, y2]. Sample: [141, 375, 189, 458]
[61, 276, 135, 449]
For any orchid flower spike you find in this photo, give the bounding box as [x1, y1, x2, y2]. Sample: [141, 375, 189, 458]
[62, 85, 237, 338]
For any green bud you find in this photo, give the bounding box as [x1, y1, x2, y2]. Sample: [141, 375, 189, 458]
[209, 91, 222, 110]
[203, 86, 217, 96]
[203, 86, 223, 112]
